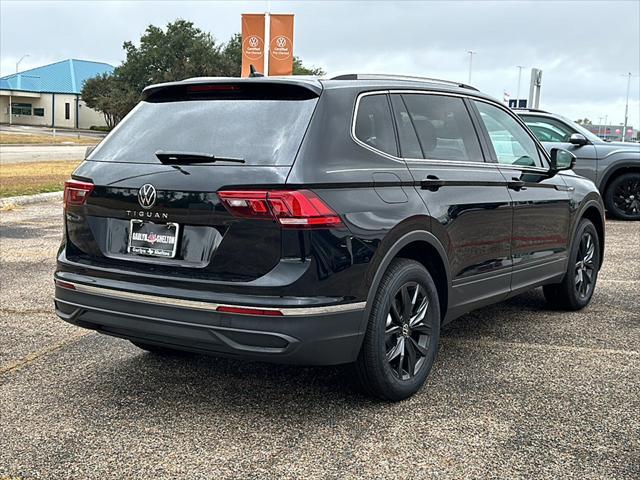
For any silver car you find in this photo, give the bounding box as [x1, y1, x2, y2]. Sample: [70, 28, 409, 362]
[517, 109, 639, 220]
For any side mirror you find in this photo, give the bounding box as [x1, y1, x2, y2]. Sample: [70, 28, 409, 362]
[549, 147, 576, 172]
[569, 133, 588, 146]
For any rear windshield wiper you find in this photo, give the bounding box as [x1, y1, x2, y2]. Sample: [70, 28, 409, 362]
[155, 150, 245, 164]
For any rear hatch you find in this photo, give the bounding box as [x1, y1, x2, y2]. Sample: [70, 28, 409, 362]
[64, 80, 321, 283]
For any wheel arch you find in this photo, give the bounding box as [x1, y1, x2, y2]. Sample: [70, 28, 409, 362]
[599, 163, 640, 193]
[363, 229, 451, 328]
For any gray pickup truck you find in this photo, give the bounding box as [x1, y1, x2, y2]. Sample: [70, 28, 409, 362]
[517, 109, 640, 220]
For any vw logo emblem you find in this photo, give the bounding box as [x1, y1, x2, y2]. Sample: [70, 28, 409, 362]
[275, 36, 287, 48]
[248, 36, 259, 48]
[138, 184, 157, 209]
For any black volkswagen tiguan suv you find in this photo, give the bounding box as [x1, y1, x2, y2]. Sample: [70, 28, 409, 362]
[55, 74, 605, 400]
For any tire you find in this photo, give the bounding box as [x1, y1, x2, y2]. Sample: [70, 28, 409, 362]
[355, 258, 441, 401]
[130, 340, 182, 355]
[604, 172, 640, 220]
[543, 219, 600, 310]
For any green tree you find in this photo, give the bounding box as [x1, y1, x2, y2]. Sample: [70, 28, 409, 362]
[115, 20, 233, 112]
[81, 73, 131, 128]
[575, 118, 593, 125]
[292, 56, 325, 76]
[221, 33, 242, 76]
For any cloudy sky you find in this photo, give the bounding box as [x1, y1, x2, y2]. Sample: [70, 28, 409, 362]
[1, 0, 639, 126]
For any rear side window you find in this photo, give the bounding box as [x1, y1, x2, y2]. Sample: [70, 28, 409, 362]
[354, 94, 398, 156]
[401, 94, 483, 162]
[89, 96, 318, 166]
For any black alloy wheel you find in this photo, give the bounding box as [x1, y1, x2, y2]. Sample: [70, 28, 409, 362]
[574, 231, 596, 299]
[543, 218, 600, 310]
[355, 258, 440, 401]
[605, 173, 640, 220]
[385, 282, 432, 380]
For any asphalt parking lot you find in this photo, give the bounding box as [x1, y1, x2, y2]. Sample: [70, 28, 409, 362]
[1, 200, 638, 479]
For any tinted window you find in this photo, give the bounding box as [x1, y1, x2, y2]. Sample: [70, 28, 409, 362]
[355, 94, 398, 156]
[89, 98, 318, 165]
[11, 103, 32, 115]
[474, 101, 542, 167]
[521, 115, 573, 142]
[401, 94, 483, 162]
[390, 94, 422, 158]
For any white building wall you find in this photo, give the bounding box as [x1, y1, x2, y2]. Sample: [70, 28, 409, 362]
[53, 94, 76, 129]
[0, 91, 108, 129]
[0, 96, 9, 123]
[78, 99, 107, 129]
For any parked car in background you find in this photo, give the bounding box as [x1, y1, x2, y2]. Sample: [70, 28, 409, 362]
[55, 75, 605, 401]
[516, 109, 640, 220]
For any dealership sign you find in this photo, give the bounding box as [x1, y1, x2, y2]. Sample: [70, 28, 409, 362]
[241, 13, 294, 77]
[241, 14, 266, 77]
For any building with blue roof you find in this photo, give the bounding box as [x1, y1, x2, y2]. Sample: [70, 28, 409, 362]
[1, 59, 114, 129]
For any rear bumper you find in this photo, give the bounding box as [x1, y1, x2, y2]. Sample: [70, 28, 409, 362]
[54, 280, 366, 366]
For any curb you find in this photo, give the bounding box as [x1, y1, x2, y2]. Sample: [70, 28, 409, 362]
[0, 191, 63, 208]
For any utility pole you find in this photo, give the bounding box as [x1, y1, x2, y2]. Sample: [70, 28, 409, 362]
[515, 65, 524, 108]
[467, 51, 476, 84]
[621, 72, 632, 142]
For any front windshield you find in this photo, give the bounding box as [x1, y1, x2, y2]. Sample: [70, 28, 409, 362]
[557, 115, 602, 142]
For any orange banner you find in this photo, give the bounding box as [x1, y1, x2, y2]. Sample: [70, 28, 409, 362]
[241, 14, 265, 77]
[268, 14, 294, 76]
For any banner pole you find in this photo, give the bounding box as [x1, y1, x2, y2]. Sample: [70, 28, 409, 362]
[264, 2, 271, 76]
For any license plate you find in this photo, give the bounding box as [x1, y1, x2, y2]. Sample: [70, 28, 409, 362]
[127, 220, 179, 258]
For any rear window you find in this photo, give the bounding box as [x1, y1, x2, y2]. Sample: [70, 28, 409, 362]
[89, 94, 318, 166]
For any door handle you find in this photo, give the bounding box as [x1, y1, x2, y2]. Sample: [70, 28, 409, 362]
[507, 177, 526, 191]
[421, 175, 445, 191]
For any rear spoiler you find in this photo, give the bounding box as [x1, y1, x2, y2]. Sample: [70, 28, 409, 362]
[142, 77, 323, 102]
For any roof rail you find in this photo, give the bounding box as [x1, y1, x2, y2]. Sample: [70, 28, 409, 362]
[329, 73, 479, 91]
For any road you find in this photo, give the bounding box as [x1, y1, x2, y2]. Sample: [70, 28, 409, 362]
[0, 144, 88, 164]
[1, 201, 638, 479]
[1, 124, 106, 139]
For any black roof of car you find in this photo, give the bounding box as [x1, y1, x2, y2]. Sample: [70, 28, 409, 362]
[142, 74, 497, 103]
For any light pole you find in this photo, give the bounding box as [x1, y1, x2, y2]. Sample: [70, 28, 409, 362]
[597, 116, 603, 137]
[621, 72, 633, 142]
[467, 50, 476, 84]
[515, 65, 524, 108]
[16, 54, 29, 73]
[10, 54, 29, 125]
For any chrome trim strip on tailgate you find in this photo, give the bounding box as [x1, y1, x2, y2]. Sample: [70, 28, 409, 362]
[56, 281, 366, 316]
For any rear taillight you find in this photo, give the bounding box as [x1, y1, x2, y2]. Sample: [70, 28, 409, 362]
[64, 180, 94, 208]
[218, 190, 342, 228]
[54, 280, 76, 290]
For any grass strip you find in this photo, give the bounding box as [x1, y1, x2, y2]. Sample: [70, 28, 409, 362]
[0, 160, 80, 197]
